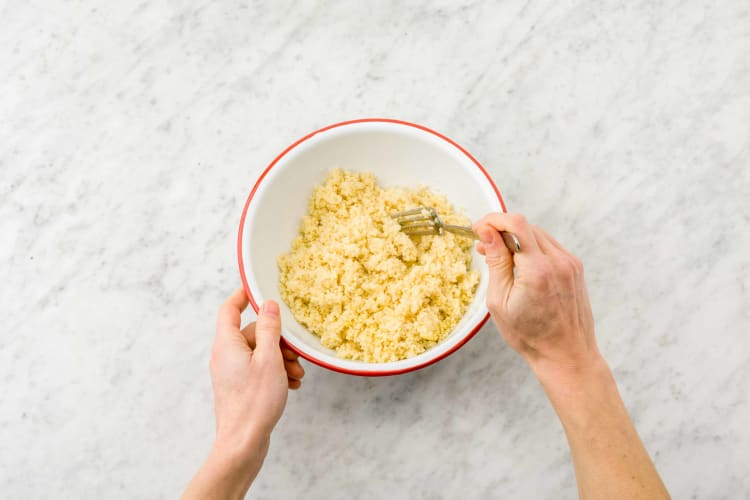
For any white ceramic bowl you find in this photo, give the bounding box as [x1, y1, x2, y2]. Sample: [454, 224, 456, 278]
[238, 119, 507, 376]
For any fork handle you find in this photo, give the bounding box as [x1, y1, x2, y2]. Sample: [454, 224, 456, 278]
[443, 225, 521, 254]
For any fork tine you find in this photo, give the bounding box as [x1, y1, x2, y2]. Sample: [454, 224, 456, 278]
[391, 207, 427, 218]
[393, 206, 443, 237]
[401, 228, 440, 236]
[398, 221, 435, 230]
[392, 206, 519, 251]
[395, 215, 431, 224]
[397, 214, 434, 223]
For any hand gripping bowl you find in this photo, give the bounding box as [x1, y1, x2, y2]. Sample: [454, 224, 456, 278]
[237, 118, 507, 376]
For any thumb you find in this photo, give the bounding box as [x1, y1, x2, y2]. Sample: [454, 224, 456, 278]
[477, 226, 514, 302]
[255, 300, 282, 354]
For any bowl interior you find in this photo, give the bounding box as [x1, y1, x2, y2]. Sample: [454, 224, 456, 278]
[240, 121, 503, 374]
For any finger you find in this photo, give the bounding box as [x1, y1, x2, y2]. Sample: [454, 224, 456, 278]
[217, 288, 250, 333]
[281, 346, 299, 361]
[279, 337, 300, 361]
[475, 242, 486, 256]
[285, 359, 305, 380]
[474, 223, 513, 267]
[534, 226, 581, 264]
[531, 225, 559, 256]
[536, 227, 564, 249]
[255, 300, 282, 354]
[473, 223, 515, 310]
[532, 225, 583, 276]
[240, 323, 256, 349]
[288, 379, 302, 390]
[473, 213, 541, 256]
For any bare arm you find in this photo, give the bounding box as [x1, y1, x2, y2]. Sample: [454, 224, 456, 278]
[183, 290, 305, 500]
[474, 214, 669, 500]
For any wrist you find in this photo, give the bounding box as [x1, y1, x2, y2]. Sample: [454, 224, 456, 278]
[529, 353, 622, 429]
[213, 427, 270, 470]
[198, 432, 269, 500]
[528, 351, 610, 390]
[184, 431, 270, 500]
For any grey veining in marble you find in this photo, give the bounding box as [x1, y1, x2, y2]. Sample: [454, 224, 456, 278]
[2, 1, 749, 498]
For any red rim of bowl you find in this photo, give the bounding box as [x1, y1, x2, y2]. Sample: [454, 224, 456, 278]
[237, 118, 507, 376]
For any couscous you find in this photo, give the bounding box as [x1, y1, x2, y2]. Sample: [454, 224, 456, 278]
[277, 169, 479, 362]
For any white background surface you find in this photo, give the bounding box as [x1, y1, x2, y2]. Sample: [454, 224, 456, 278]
[2, 1, 749, 498]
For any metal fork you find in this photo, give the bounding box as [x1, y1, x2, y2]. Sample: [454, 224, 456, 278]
[391, 206, 521, 253]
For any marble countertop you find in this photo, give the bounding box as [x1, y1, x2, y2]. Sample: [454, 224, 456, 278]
[2, 1, 749, 498]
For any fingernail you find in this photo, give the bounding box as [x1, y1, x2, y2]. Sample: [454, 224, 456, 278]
[261, 301, 279, 317]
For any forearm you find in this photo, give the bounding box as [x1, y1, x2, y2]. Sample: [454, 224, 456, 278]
[182, 433, 269, 500]
[531, 355, 669, 500]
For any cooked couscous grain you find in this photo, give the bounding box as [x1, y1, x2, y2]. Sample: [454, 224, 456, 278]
[277, 169, 479, 362]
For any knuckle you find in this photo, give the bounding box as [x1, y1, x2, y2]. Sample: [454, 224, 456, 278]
[531, 262, 555, 289]
[554, 259, 576, 281]
[485, 254, 508, 270]
[566, 262, 579, 278]
[508, 213, 528, 228]
[254, 350, 280, 367]
[536, 260, 554, 279]
[258, 314, 281, 329]
[216, 304, 230, 323]
[475, 214, 493, 230]
[572, 256, 584, 274]
[528, 273, 547, 291]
